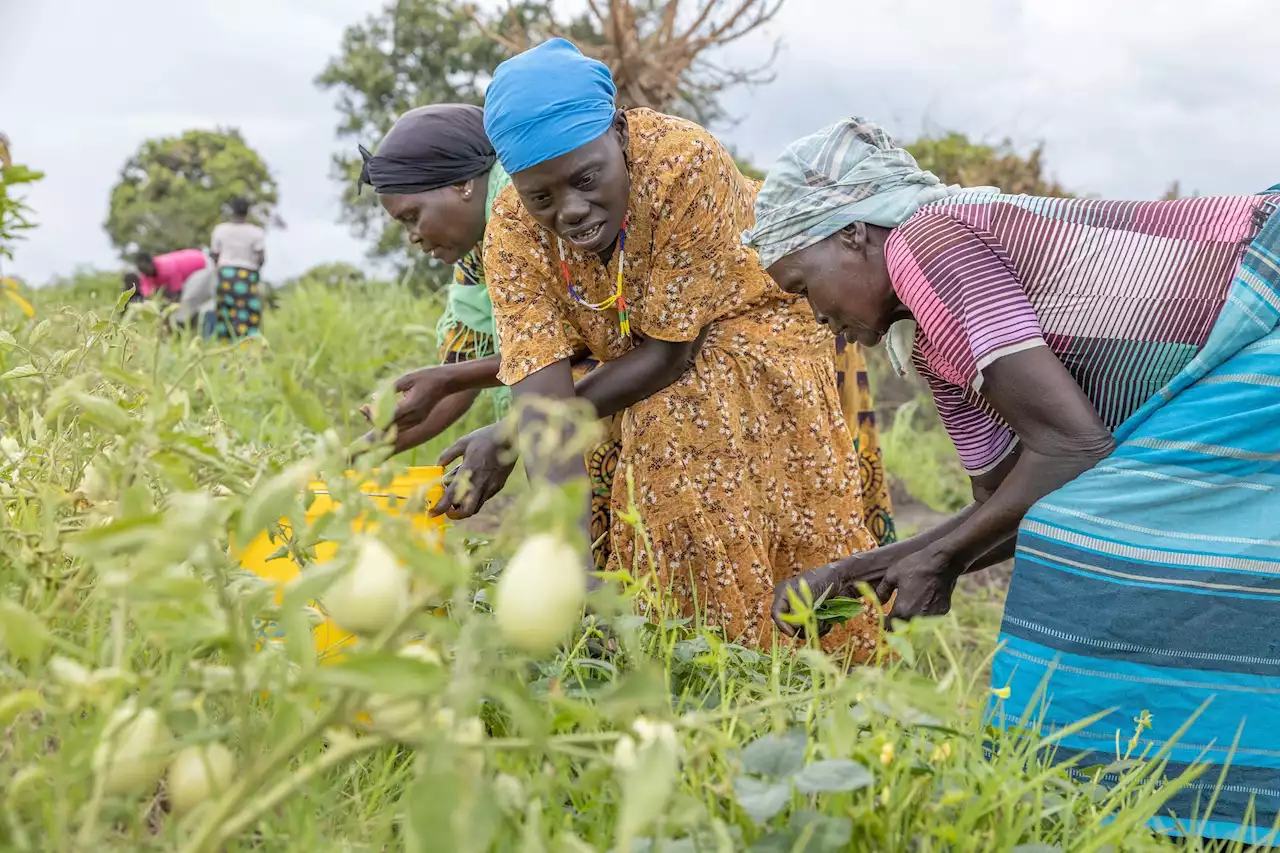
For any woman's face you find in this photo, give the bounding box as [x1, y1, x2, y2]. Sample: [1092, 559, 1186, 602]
[381, 181, 487, 265]
[509, 112, 630, 256]
[765, 225, 902, 347]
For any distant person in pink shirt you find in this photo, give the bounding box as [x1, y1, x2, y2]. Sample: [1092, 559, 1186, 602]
[132, 249, 207, 300]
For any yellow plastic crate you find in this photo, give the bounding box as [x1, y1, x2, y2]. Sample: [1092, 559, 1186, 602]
[236, 466, 446, 660]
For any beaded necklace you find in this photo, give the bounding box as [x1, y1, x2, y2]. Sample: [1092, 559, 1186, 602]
[556, 217, 631, 338]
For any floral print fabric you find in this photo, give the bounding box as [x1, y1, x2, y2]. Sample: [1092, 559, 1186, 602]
[485, 109, 880, 655]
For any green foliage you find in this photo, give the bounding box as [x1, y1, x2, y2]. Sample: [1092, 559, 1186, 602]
[278, 261, 368, 291]
[0, 161, 45, 263]
[42, 266, 126, 302]
[733, 154, 766, 182]
[907, 132, 1071, 197]
[0, 282, 1217, 851]
[104, 129, 280, 258]
[881, 397, 971, 514]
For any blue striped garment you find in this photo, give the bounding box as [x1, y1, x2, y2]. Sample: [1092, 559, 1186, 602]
[991, 193, 1280, 843]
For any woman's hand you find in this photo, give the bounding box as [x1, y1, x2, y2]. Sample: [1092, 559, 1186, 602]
[389, 366, 456, 430]
[362, 357, 503, 455]
[428, 423, 517, 520]
[771, 550, 895, 637]
[874, 544, 961, 622]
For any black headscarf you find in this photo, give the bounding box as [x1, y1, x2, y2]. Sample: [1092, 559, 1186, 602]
[358, 104, 496, 196]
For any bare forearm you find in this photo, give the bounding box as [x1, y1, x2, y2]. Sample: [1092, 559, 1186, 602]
[935, 447, 1107, 572]
[409, 388, 482, 445]
[438, 355, 504, 394]
[961, 532, 1018, 575]
[574, 332, 705, 419]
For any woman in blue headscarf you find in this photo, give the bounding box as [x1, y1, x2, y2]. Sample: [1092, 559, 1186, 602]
[439, 39, 884, 654]
[356, 103, 625, 574]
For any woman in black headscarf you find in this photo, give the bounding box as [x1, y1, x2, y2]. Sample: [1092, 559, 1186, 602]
[361, 104, 623, 572]
[360, 104, 510, 449]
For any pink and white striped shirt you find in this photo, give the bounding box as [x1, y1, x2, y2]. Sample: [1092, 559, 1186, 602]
[886, 193, 1274, 475]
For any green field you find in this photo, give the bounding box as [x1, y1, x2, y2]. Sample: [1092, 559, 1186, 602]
[0, 279, 1230, 851]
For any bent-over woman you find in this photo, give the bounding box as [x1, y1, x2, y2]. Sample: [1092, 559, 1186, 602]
[457, 39, 882, 653]
[752, 117, 1280, 842]
[358, 104, 624, 572]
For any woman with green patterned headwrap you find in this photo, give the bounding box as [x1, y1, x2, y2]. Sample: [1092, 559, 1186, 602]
[360, 104, 624, 571]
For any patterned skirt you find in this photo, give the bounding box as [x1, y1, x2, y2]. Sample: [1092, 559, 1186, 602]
[834, 337, 897, 546]
[437, 322, 894, 578]
[214, 267, 263, 339]
[991, 197, 1280, 842]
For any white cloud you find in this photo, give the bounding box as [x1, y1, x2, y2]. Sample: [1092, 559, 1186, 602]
[3, 0, 1278, 286]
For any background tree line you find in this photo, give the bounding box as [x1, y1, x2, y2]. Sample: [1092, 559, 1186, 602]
[105, 0, 1095, 286]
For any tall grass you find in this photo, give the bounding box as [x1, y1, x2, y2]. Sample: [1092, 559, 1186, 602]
[0, 276, 1249, 851]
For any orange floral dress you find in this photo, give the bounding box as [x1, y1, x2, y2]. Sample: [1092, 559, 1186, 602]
[485, 109, 880, 655]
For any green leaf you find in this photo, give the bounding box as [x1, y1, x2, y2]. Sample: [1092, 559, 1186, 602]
[0, 330, 16, 348]
[749, 813, 854, 852]
[0, 601, 48, 662]
[310, 651, 446, 696]
[599, 664, 669, 716]
[746, 835, 794, 853]
[732, 776, 792, 825]
[280, 562, 343, 612]
[812, 596, 862, 627]
[741, 729, 807, 779]
[236, 464, 309, 545]
[402, 749, 500, 853]
[27, 319, 51, 346]
[371, 379, 397, 431]
[792, 759, 874, 794]
[65, 512, 165, 559]
[1011, 846, 1063, 853]
[1, 364, 40, 381]
[277, 368, 329, 433]
[68, 391, 134, 434]
[762, 812, 855, 853]
[0, 689, 43, 727]
[884, 632, 917, 667]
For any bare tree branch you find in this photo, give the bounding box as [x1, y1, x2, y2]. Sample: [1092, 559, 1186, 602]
[472, 0, 782, 121]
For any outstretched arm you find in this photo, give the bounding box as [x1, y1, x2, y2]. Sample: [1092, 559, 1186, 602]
[875, 346, 1115, 619]
[573, 329, 707, 419]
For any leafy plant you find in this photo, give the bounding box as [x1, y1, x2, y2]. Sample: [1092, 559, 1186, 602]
[1, 158, 45, 263]
[0, 282, 1229, 852]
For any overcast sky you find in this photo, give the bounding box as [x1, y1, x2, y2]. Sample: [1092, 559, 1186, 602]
[4, 0, 1279, 286]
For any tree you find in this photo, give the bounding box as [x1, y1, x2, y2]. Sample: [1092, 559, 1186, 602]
[1, 134, 43, 317]
[317, 0, 781, 269]
[316, 0, 525, 269]
[906, 132, 1072, 198]
[473, 0, 781, 126]
[104, 129, 281, 259]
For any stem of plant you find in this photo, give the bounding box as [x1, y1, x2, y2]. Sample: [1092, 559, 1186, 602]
[178, 590, 433, 853]
[110, 594, 126, 668]
[202, 732, 389, 848]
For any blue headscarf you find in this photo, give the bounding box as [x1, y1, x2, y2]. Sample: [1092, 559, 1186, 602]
[483, 38, 618, 175]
